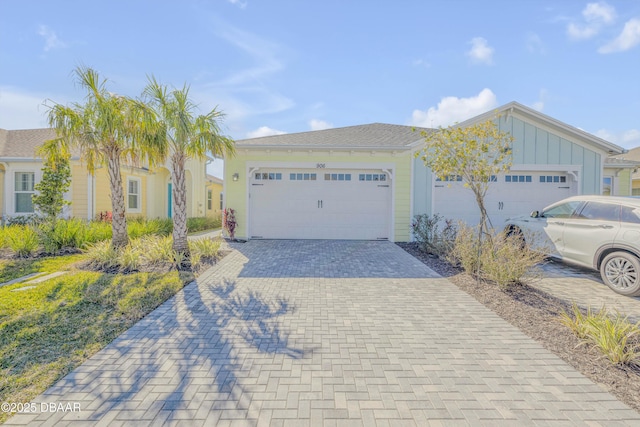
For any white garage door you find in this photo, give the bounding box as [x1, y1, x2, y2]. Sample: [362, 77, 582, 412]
[434, 172, 578, 229]
[249, 169, 391, 240]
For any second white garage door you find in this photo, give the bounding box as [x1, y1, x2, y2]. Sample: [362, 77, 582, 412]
[434, 171, 578, 228]
[249, 169, 391, 240]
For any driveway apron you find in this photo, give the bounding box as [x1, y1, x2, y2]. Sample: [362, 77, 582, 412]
[6, 240, 640, 426]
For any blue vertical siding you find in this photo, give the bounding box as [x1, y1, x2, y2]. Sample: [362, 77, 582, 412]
[413, 156, 432, 215]
[559, 138, 573, 164]
[523, 123, 537, 162]
[535, 129, 548, 164]
[548, 134, 560, 164]
[511, 118, 525, 164]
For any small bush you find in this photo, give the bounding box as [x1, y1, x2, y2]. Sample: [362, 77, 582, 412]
[3, 225, 39, 257]
[5, 215, 42, 226]
[127, 218, 172, 239]
[85, 221, 113, 244]
[561, 303, 640, 365]
[449, 224, 546, 288]
[84, 240, 119, 270]
[189, 238, 222, 268]
[143, 235, 176, 265]
[39, 219, 88, 254]
[187, 216, 222, 233]
[411, 213, 456, 257]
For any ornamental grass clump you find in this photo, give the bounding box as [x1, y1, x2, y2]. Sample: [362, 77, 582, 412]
[39, 218, 90, 254]
[560, 303, 640, 366]
[3, 225, 39, 257]
[448, 224, 546, 288]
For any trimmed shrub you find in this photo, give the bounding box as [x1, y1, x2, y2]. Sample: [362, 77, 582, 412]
[411, 213, 456, 256]
[187, 216, 222, 233]
[127, 218, 172, 239]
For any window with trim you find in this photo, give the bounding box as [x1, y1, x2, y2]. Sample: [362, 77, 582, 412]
[540, 175, 567, 183]
[127, 178, 141, 212]
[505, 175, 532, 183]
[207, 189, 213, 210]
[602, 176, 613, 196]
[15, 172, 35, 213]
[325, 173, 351, 181]
[220, 192, 224, 210]
[255, 172, 282, 180]
[358, 173, 385, 182]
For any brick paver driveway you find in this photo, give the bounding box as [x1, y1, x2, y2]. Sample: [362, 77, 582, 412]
[7, 240, 640, 426]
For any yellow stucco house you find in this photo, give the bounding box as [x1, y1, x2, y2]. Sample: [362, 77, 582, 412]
[205, 174, 223, 218]
[0, 128, 214, 222]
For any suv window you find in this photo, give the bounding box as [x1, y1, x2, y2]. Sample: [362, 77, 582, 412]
[576, 202, 620, 221]
[542, 201, 582, 218]
[621, 205, 640, 224]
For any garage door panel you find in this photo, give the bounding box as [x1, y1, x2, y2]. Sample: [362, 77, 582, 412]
[434, 172, 578, 228]
[249, 168, 391, 240]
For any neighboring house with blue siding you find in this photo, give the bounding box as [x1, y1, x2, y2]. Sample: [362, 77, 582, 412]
[222, 101, 633, 241]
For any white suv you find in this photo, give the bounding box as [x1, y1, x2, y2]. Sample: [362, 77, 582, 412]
[505, 195, 640, 297]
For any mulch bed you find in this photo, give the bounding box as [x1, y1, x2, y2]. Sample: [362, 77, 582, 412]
[397, 242, 640, 413]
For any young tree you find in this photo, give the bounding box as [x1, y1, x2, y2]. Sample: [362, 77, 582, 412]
[416, 116, 514, 238]
[45, 66, 157, 248]
[32, 140, 72, 222]
[142, 77, 235, 259]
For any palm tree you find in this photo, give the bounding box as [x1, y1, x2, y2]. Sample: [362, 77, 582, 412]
[143, 77, 235, 258]
[45, 66, 157, 248]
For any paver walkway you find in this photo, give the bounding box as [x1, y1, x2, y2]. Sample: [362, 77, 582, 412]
[535, 259, 640, 323]
[6, 240, 640, 426]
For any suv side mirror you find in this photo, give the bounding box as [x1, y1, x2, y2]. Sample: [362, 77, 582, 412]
[530, 210, 540, 218]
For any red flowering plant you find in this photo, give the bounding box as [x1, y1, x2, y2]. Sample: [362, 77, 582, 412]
[222, 208, 237, 240]
[96, 211, 113, 223]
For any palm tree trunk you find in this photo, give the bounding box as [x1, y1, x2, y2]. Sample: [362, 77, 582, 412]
[107, 148, 129, 248]
[171, 153, 190, 258]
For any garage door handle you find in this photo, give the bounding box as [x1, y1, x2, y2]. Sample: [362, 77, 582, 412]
[599, 224, 614, 229]
[555, 222, 565, 226]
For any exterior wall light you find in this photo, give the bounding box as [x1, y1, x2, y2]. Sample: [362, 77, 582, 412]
[233, 173, 239, 181]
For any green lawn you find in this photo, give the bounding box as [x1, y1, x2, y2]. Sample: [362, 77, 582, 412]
[0, 254, 195, 424]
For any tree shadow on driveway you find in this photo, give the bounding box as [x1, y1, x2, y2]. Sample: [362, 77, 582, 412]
[34, 277, 307, 425]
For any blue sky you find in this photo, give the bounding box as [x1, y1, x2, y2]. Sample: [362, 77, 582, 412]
[1, 1, 640, 178]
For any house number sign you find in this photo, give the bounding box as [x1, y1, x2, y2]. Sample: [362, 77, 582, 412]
[316, 163, 326, 168]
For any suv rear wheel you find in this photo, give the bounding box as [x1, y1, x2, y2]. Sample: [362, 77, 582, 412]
[600, 251, 640, 297]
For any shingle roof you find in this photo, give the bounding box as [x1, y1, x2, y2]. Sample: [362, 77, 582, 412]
[206, 174, 223, 184]
[0, 128, 57, 158]
[235, 123, 432, 149]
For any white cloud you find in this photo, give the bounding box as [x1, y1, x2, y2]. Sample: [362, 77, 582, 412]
[246, 126, 286, 138]
[0, 87, 51, 129]
[526, 33, 546, 54]
[201, 22, 294, 124]
[412, 59, 431, 69]
[466, 37, 494, 65]
[567, 1, 616, 40]
[531, 89, 549, 112]
[309, 119, 332, 131]
[595, 128, 640, 148]
[583, 2, 616, 24]
[227, 0, 247, 9]
[598, 18, 640, 53]
[37, 25, 67, 51]
[410, 88, 498, 128]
